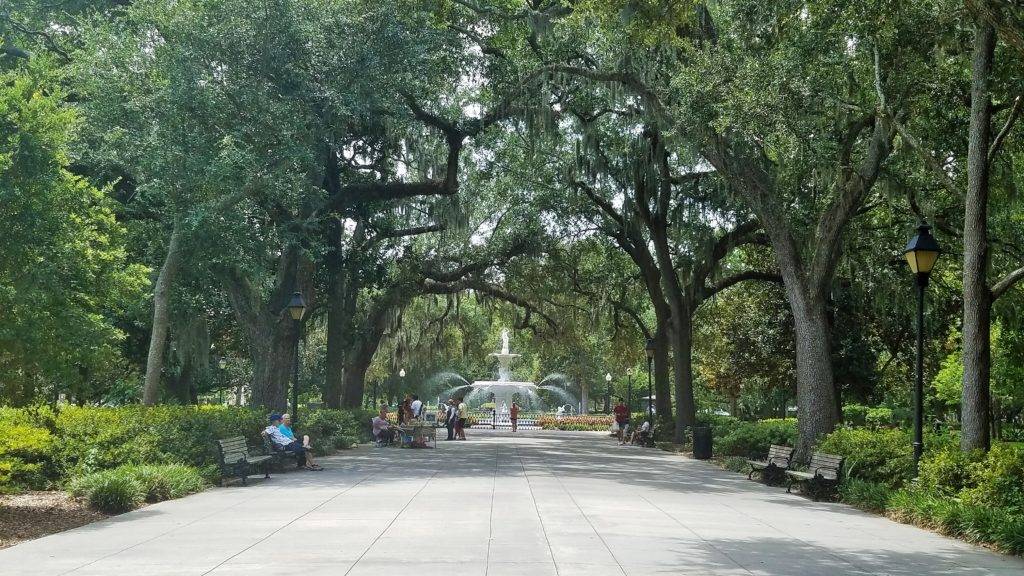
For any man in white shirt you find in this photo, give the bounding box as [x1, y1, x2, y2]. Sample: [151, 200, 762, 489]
[410, 395, 423, 419]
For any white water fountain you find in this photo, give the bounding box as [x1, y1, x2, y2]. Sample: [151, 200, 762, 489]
[434, 329, 578, 428]
[467, 329, 539, 427]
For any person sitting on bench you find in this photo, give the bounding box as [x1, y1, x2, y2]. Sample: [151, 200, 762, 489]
[265, 413, 322, 470]
[629, 420, 651, 445]
[279, 414, 312, 450]
[372, 415, 392, 445]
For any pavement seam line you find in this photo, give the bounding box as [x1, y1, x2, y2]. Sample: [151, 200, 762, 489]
[199, 471, 375, 575]
[514, 440, 561, 576]
[524, 444, 629, 576]
[60, 483, 287, 575]
[342, 468, 441, 576]
[637, 493, 755, 575]
[484, 443, 499, 576]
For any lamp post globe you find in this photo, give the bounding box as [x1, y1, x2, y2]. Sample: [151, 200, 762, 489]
[399, 368, 406, 378]
[904, 223, 940, 476]
[285, 291, 306, 424]
[286, 291, 307, 320]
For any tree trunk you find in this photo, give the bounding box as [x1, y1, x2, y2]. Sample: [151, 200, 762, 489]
[324, 260, 350, 408]
[248, 321, 295, 410]
[651, 320, 672, 419]
[169, 314, 210, 404]
[961, 21, 996, 452]
[142, 223, 183, 405]
[341, 350, 374, 409]
[790, 292, 838, 461]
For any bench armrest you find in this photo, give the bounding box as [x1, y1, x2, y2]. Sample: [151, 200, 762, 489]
[768, 456, 790, 467]
[813, 466, 839, 476]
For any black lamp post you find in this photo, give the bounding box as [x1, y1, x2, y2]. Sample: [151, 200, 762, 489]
[904, 223, 940, 476]
[626, 368, 633, 412]
[645, 338, 656, 446]
[286, 291, 307, 424]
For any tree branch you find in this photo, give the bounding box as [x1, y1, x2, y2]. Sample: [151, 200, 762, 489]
[991, 265, 1024, 300]
[989, 94, 1023, 162]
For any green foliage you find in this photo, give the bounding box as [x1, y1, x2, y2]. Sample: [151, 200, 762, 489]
[131, 464, 206, 502]
[0, 406, 366, 492]
[721, 456, 749, 473]
[302, 409, 373, 455]
[818, 428, 912, 487]
[962, 444, 1024, 513]
[69, 463, 205, 513]
[839, 479, 894, 513]
[842, 404, 869, 427]
[918, 445, 984, 496]
[716, 419, 797, 459]
[69, 470, 144, 514]
[0, 62, 147, 405]
[0, 424, 54, 491]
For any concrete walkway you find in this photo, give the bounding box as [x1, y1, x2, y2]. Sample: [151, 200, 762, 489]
[3, 430, 1022, 576]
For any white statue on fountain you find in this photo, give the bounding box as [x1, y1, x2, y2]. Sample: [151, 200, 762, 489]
[501, 328, 510, 355]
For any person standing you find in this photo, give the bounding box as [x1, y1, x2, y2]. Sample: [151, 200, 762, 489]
[510, 402, 520, 432]
[445, 398, 457, 440]
[411, 395, 423, 419]
[613, 398, 630, 445]
[456, 397, 468, 440]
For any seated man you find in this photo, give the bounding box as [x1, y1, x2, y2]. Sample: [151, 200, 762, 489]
[265, 414, 322, 470]
[629, 420, 651, 445]
[371, 415, 392, 445]
[279, 414, 312, 449]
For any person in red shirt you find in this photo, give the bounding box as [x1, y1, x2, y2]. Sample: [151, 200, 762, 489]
[613, 399, 630, 444]
[510, 402, 520, 432]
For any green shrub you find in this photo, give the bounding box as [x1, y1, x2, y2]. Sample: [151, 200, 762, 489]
[0, 405, 370, 492]
[721, 456, 749, 472]
[865, 407, 894, 427]
[0, 424, 54, 491]
[918, 445, 984, 496]
[963, 444, 1024, 512]
[839, 479, 893, 513]
[70, 470, 144, 514]
[303, 409, 373, 454]
[132, 464, 206, 502]
[818, 427, 912, 487]
[842, 404, 869, 426]
[716, 419, 796, 459]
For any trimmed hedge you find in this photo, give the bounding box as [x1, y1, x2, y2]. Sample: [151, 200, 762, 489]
[715, 419, 797, 459]
[0, 405, 373, 493]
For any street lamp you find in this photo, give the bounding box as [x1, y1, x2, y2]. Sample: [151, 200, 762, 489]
[285, 291, 306, 424]
[645, 338, 656, 446]
[904, 223, 940, 476]
[218, 357, 227, 370]
[626, 368, 633, 412]
[605, 372, 612, 412]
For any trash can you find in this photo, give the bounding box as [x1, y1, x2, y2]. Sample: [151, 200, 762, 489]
[692, 426, 713, 460]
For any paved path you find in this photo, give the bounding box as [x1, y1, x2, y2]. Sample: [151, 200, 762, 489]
[3, 430, 1022, 576]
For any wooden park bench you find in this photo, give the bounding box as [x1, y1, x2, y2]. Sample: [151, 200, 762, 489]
[746, 444, 794, 485]
[786, 452, 844, 501]
[261, 432, 306, 470]
[215, 436, 272, 486]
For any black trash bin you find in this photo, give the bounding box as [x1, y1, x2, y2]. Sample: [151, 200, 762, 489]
[692, 426, 713, 460]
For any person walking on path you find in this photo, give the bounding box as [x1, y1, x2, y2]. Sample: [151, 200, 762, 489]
[613, 398, 630, 445]
[510, 402, 520, 432]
